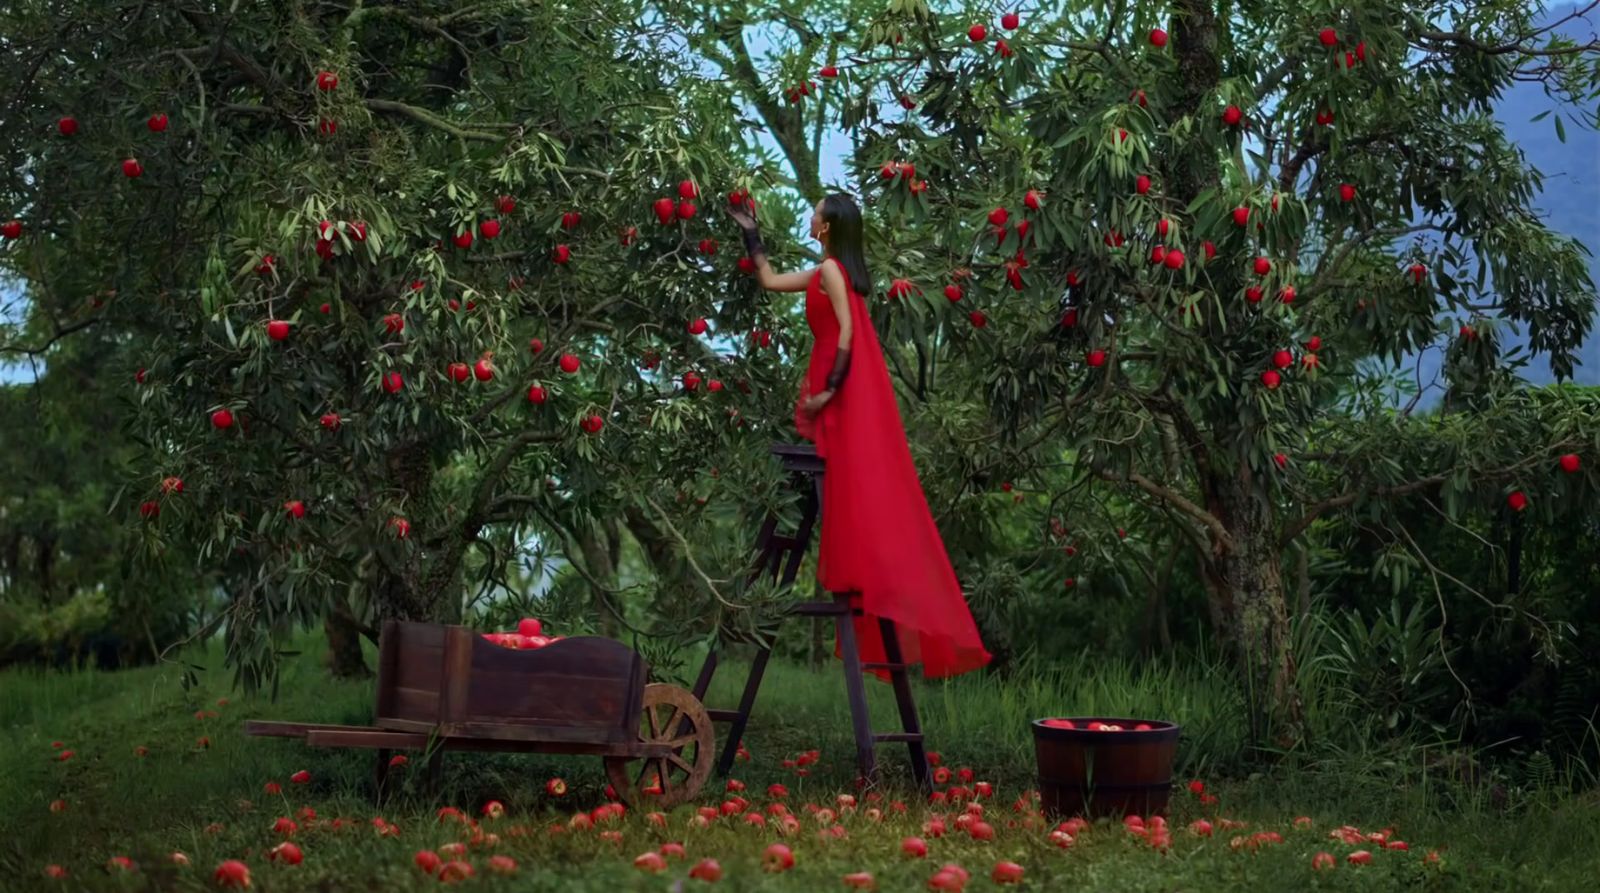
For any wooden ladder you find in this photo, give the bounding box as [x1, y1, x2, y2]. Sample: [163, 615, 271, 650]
[691, 443, 931, 790]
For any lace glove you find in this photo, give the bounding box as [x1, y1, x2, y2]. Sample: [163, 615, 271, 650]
[740, 221, 766, 259]
[825, 346, 852, 391]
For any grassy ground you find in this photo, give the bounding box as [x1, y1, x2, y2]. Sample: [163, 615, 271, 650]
[2, 637, 1598, 891]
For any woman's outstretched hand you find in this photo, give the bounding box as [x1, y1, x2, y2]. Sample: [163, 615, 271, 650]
[727, 204, 757, 232]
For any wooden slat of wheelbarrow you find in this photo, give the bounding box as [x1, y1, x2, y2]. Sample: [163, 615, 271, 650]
[246, 720, 385, 739]
[302, 727, 677, 760]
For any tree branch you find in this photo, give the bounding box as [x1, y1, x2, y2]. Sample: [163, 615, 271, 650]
[363, 99, 509, 142]
[1098, 468, 1234, 552]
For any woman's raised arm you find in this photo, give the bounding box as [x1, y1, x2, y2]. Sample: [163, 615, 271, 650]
[729, 204, 812, 292]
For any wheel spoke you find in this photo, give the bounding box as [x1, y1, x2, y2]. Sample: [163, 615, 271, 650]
[664, 733, 699, 750]
[666, 752, 694, 775]
[644, 703, 661, 739]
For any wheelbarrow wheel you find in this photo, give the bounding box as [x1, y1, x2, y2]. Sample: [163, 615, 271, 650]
[604, 683, 714, 809]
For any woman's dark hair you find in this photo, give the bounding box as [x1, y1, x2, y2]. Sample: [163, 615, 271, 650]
[821, 193, 872, 295]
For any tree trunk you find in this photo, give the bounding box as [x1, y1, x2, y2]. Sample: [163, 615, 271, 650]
[323, 597, 371, 679]
[1201, 470, 1305, 749]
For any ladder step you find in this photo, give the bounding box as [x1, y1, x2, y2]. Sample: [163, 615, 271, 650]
[862, 662, 910, 672]
[873, 732, 924, 743]
[789, 601, 849, 617]
[706, 709, 742, 723]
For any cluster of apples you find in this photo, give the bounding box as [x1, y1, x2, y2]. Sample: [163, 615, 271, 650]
[1039, 718, 1161, 732]
[479, 617, 563, 651]
[966, 10, 1022, 59]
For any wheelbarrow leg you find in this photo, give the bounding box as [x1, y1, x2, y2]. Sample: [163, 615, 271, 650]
[374, 748, 392, 803]
[426, 745, 445, 797]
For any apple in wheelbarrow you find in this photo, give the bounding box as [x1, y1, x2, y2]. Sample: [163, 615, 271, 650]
[518, 618, 543, 637]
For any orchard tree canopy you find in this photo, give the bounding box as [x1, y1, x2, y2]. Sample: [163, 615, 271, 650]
[3, 0, 1599, 745]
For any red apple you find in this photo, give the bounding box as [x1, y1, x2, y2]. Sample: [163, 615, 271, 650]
[1135, 174, 1151, 194]
[1273, 350, 1293, 369]
[1253, 256, 1271, 275]
[581, 414, 604, 434]
[122, 158, 143, 178]
[678, 179, 698, 200]
[214, 860, 251, 888]
[448, 362, 470, 383]
[139, 500, 160, 520]
[553, 244, 571, 264]
[135, 368, 148, 383]
[1155, 218, 1170, 238]
[1086, 349, 1106, 367]
[676, 200, 697, 219]
[992, 861, 1024, 884]
[211, 408, 235, 429]
[1131, 89, 1147, 107]
[1507, 490, 1528, 512]
[1203, 240, 1217, 259]
[1002, 11, 1020, 29]
[682, 371, 702, 391]
[57, 116, 79, 136]
[987, 207, 1009, 226]
[820, 65, 839, 78]
[1223, 104, 1243, 126]
[267, 319, 290, 341]
[968, 23, 987, 42]
[268, 842, 303, 866]
[315, 70, 338, 91]
[762, 843, 795, 873]
[496, 195, 517, 214]
[969, 310, 988, 328]
[147, 113, 169, 132]
[1316, 109, 1334, 126]
[1, 220, 21, 239]
[1306, 335, 1322, 351]
[559, 353, 580, 373]
[284, 500, 306, 519]
[651, 197, 675, 224]
[1279, 285, 1297, 304]
[1559, 453, 1580, 474]
[687, 318, 708, 335]
[1232, 207, 1250, 226]
[944, 285, 962, 302]
[1164, 249, 1185, 270]
[1261, 369, 1281, 389]
[620, 225, 638, 245]
[390, 517, 411, 538]
[1024, 189, 1041, 210]
[1273, 453, 1288, 469]
[319, 412, 340, 430]
[526, 385, 548, 405]
[1318, 27, 1338, 47]
[318, 117, 337, 136]
[1339, 183, 1356, 202]
[1150, 245, 1167, 265]
[382, 371, 404, 394]
[843, 872, 876, 889]
[1150, 28, 1168, 47]
[473, 358, 494, 381]
[480, 219, 501, 239]
[1246, 286, 1264, 303]
[1410, 263, 1427, 284]
[453, 230, 473, 249]
[737, 256, 756, 274]
[688, 859, 722, 882]
[414, 850, 442, 875]
[1060, 308, 1078, 327]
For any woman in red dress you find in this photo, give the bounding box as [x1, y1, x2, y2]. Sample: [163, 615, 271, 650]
[728, 194, 990, 679]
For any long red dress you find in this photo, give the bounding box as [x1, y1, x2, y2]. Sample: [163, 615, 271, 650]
[799, 258, 991, 680]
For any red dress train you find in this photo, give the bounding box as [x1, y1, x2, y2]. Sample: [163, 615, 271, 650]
[798, 258, 991, 680]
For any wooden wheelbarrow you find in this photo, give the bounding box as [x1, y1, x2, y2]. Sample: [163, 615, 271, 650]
[246, 620, 714, 808]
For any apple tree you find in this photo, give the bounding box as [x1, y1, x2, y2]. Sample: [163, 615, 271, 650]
[654, 0, 1600, 743]
[0, 0, 816, 689]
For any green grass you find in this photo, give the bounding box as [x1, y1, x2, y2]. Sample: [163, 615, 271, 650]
[2, 637, 1598, 891]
